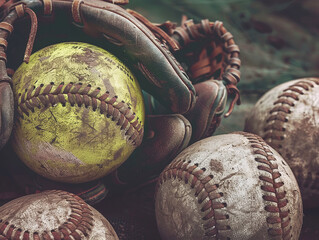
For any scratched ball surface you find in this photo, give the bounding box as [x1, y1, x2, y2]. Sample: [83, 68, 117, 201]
[0, 190, 119, 239]
[155, 132, 303, 240]
[245, 78, 319, 208]
[11, 42, 145, 183]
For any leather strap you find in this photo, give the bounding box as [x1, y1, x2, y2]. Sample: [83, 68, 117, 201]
[72, 0, 83, 23]
[42, 0, 53, 15]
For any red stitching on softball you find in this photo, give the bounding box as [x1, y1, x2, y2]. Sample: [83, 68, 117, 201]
[239, 132, 292, 239]
[16, 82, 143, 146]
[157, 161, 230, 239]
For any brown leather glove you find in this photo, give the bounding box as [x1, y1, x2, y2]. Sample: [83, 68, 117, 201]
[0, 0, 197, 150]
[0, 0, 241, 191]
[107, 114, 192, 189]
[127, 11, 241, 141]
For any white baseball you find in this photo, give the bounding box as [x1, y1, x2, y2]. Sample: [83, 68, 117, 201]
[155, 132, 303, 240]
[0, 190, 119, 239]
[245, 77, 319, 208]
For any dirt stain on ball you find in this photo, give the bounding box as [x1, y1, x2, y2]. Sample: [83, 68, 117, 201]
[210, 159, 223, 172]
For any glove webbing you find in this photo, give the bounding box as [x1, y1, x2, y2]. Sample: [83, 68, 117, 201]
[126, 10, 241, 117]
[173, 19, 241, 117]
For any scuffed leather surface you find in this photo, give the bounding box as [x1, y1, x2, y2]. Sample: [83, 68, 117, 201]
[0, 82, 13, 150]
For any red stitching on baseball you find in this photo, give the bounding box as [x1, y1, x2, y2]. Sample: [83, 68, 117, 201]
[0, 190, 94, 239]
[239, 132, 292, 239]
[264, 80, 319, 143]
[16, 82, 143, 146]
[263, 79, 319, 190]
[157, 161, 230, 238]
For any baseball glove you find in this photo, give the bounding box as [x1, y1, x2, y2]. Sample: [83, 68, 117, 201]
[0, 0, 241, 185]
[127, 11, 241, 141]
[0, 0, 197, 150]
[106, 14, 241, 186]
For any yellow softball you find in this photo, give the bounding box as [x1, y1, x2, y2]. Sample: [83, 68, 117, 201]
[11, 42, 145, 183]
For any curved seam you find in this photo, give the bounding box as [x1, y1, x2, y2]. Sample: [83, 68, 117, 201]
[16, 82, 143, 146]
[0, 190, 93, 239]
[157, 162, 230, 239]
[263, 79, 319, 188]
[241, 132, 291, 239]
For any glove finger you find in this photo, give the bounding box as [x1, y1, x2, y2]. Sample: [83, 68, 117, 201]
[107, 114, 192, 187]
[0, 81, 14, 150]
[184, 79, 227, 142]
[142, 81, 227, 142]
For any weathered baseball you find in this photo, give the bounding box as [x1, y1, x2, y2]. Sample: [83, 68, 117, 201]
[155, 132, 303, 240]
[11, 42, 145, 183]
[245, 77, 319, 208]
[0, 190, 119, 239]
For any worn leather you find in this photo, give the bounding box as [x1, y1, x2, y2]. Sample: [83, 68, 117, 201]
[127, 14, 241, 139]
[0, 81, 13, 150]
[0, 0, 197, 148]
[108, 114, 192, 187]
[142, 80, 227, 142]
[184, 80, 227, 142]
